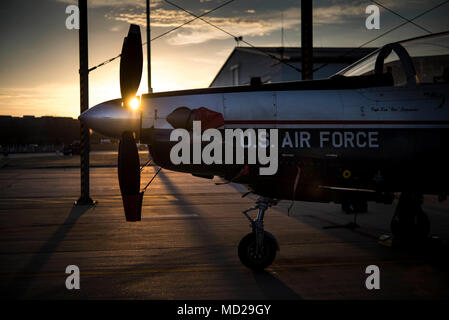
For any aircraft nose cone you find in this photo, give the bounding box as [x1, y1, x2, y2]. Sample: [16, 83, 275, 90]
[78, 99, 140, 138]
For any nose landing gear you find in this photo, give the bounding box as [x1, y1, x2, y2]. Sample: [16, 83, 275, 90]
[238, 197, 279, 271]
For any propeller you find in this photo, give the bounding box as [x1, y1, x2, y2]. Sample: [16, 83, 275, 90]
[120, 24, 143, 106]
[118, 24, 144, 221]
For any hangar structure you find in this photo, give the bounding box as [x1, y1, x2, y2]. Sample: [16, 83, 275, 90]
[209, 47, 376, 87]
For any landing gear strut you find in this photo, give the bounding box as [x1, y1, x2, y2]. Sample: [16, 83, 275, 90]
[238, 197, 279, 271]
[391, 192, 430, 241]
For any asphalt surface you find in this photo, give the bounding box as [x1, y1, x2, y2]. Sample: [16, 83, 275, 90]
[1, 164, 449, 299]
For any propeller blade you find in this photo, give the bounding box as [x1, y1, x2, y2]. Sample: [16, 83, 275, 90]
[118, 131, 142, 221]
[117, 25, 143, 221]
[120, 24, 143, 106]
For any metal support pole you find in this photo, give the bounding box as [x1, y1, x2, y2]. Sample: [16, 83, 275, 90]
[301, 0, 313, 80]
[146, 0, 152, 93]
[76, 0, 94, 206]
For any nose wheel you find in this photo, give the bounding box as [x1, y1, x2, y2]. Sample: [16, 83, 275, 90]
[238, 197, 279, 271]
[238, 231, 278, 271]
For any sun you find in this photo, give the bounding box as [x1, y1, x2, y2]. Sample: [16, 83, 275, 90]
[128, 97, 140, 110]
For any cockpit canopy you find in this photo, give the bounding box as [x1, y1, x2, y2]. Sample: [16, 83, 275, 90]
[336, 31, 449, 87]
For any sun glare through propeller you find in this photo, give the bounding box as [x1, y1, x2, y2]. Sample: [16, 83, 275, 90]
[120, 24, 143, 108]
[118, 24, 143, 221]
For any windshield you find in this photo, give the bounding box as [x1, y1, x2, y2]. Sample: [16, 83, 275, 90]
[337, 32, 449, 84]
[338, 49, 380, 77]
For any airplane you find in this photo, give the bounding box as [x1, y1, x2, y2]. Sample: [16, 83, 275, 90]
[79, 25, 449, 270]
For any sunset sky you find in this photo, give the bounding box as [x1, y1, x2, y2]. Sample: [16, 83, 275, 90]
[1, 0, 448, 118]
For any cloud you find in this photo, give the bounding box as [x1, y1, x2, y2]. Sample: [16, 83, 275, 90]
[110, 25, 122, 32]
[109, 7, 299, 44]
[109, 8, 191, 28]
[56, 0, 161, 8]
[60, 0, 426, 46]
[107, 2, 373, 45]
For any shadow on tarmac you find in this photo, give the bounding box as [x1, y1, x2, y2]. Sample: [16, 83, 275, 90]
[5, 204, 91, 299]
[154, 170, 302, 299]
[252, 271, 302, 299]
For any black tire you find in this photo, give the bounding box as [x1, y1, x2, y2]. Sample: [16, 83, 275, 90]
[238, 232, 277, 271]
[391, 210, 430, 240]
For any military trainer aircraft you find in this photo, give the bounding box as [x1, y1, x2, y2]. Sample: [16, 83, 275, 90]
[79, 25, 449, 270]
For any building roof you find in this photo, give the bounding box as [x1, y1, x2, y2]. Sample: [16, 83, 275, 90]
[232, 46, 375, 61]
[210, 46, 376, 86]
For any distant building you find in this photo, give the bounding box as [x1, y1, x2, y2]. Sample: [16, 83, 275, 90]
[0, 115, 80, 146]
[210, 47, 376, 87]
[0, 115, 118, 152]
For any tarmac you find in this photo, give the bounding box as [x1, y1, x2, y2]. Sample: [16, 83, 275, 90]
[0, 152, 449, 299]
